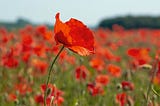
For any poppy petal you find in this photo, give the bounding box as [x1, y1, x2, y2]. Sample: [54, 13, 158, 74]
[66, 18, 94, 53]
[54, 13, 94, 56]
[54, 13, 72, 45]
[68, 46, 94, 56]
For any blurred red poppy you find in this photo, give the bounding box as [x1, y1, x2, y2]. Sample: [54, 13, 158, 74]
[2, 48, 19, 68]
[54, 13, 94, 56]
[32, 59, 48, 75]
[8, 93, 17, 102]
[121, 81, 134, 91]
[89, 57, 105, 72]
[95, 74, 109, 86]
[87, 83, 104, 96]
[75, 65, 90, 81]
[107, 64, 122, 77]
[34, 95, 44, 104]
[116, 92, 127, 106]
[22, 52, 31, 63]
[127, 48, 151, 65]
[14, 83, 32, 96]
[35, 84, 64, 106]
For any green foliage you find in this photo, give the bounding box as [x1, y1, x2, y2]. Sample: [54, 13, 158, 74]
[99, 16, 160, 29]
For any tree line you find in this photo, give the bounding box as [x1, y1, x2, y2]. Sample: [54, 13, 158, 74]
[99, 16, 160, 29]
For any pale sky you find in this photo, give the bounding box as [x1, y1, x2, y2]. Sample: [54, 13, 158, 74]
[0, 0, 160, 26]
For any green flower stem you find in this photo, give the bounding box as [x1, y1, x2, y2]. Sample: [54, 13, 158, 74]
[146, 60, 158, 105]
[152, 86, 160, 97]
[44, 45, 64, 106]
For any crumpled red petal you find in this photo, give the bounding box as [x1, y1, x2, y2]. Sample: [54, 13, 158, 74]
[54, 13, 94, 56]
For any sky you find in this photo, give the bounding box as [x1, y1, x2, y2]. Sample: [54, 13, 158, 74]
[1, 0, 160, 26]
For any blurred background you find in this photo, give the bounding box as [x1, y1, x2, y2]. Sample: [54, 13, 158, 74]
[1, 0, 160, 29]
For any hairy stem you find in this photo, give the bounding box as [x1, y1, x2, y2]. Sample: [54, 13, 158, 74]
[44, 45, 64, 106]
[146, 60, 158, 105]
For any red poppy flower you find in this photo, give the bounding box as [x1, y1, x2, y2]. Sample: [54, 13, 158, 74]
[33, 44, 46, 57]
[34, 95, 51, 105]
[121, 81, 134, 91]
[127, 48, 140, 57]
[95, 74, 109, 86]
[54, 96, 64, 106]
[21, 34, 33, 45]
[2, 57, 18, 68]
[32, 59, 48, 75]
[2, 48, 19, 68]
[36, 25, 47, 36]
[155, 50, 160, 60]
[103, 48, 120, 62]
[127, 48, 151, 65]
[87, 83, 104, 96]
[8, 93, 17, 101]
[54, 13, 94, 56]
[34, 95, 44, 104]
[116, 92, 127, 106]
[2, 35, 9, 43]
[107, 64, 122, 77]
[75, 65, 90, 81]
[22, 52, 31, 63]
[44, 31, 54, 42]
[35, 84, 64, 106]
[14, 83, 32, 96]
[89, 57, 105, 72]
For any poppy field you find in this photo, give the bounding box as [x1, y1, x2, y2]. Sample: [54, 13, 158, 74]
[0, 13, 160, 106]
